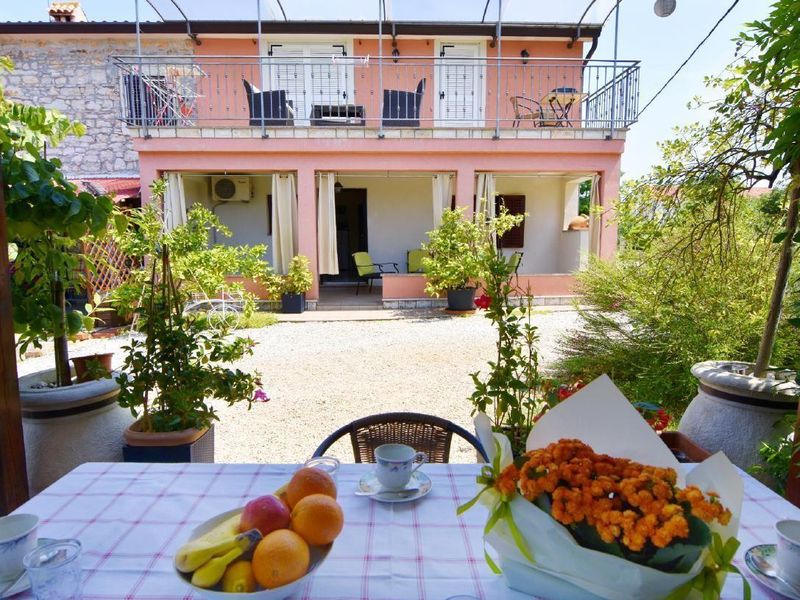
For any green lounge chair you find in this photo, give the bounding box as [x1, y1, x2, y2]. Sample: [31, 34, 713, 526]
[352, 252, 399, 295]
[407, 248, 426, 273]
[509, 251, 523, 274]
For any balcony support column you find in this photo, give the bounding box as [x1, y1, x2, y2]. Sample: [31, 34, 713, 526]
[598, 159, 620, 260]
[455, 167, 475, 219]
[296, 167, 319, 300]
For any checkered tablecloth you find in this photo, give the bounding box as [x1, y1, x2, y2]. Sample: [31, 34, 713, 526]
[12, 462, 799, 599]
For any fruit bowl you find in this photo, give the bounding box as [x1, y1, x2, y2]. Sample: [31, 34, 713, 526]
[174, 508, 332, 600]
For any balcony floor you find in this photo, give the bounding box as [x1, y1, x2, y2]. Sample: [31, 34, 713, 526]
[127, 126, 628, 141]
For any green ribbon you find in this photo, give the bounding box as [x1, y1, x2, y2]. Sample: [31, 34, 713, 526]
[457, 439, 535, 572]
[664, 533, 751, 600]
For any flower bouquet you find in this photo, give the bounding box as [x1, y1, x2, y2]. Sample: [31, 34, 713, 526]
[460, 375, 748, 600]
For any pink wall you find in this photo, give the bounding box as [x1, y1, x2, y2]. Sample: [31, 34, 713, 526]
[137, 136, 623, 300]
[382, 273, 577, 300]
[194, 39, 258, 126]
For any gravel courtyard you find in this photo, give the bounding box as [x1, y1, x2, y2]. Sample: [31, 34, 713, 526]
[16, 309, 580, 464]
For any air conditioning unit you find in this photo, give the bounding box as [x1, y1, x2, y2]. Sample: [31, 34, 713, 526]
[212, 176, 251, 202]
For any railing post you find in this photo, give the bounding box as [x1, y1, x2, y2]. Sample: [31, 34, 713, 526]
[377, 0, 385, 139]
[257, 0, 267, 138]
[493, 0, 502, 139]
[134, 0, 149, 139]
[608, 1, 620, 139]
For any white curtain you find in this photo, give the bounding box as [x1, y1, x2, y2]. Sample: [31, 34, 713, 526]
[431, 173, 453, 229]
[475, 173, 496, 223]
[563, 179, 582, 231]
[271, 173, 298, 274]
[589, 174, 602, 255]
[317, 173, 339, 275]
[163, 172, 187, 231]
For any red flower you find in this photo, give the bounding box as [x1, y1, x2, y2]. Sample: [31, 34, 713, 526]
[474, 294, 491, 310]
[653, 409, 671, 431]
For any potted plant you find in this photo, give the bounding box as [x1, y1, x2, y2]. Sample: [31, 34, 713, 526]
[266, 255, 313, 314]
[116, 246, 264, 463]
[422, 207, 521, 311]
[2, 58, 129, 492]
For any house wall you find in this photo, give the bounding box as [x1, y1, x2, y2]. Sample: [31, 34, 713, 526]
[0, 36, 191, 177]
[494, 176, 586, 274]
[337, 175, 434, 272]
[182, 174, 272, 260]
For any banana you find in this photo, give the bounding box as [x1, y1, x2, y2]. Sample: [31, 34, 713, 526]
[191, 546, 246, 589]
[174, 513, 241, 573]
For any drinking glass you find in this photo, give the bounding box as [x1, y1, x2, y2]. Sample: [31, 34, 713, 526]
[303, 455, 340, 484]
[23, 539, 83, 600]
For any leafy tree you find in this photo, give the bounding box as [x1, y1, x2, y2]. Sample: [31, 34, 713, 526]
[1, 57, 115, 386]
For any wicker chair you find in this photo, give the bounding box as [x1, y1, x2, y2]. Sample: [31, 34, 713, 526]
[313, 412, 489, 463]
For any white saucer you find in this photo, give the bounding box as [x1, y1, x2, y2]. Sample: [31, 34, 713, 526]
[0, 538, 59, 599]
[357, 470, 432, 503]
[744, 544, 800, 600]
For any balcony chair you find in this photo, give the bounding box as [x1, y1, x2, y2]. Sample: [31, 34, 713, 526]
[352, 251, 399, 295]
[509, 251, 523, 274]
[510, 95, 560, 128]
[407, 248, 427, 273]
[382, 78, 426, 127]
[313, 412, 489, 463]
[242, 79, 294, 126]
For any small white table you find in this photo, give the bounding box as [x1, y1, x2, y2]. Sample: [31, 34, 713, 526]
[12, 463, 799, 599]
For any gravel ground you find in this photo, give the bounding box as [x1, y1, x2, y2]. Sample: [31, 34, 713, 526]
[16, 309, 581, 464]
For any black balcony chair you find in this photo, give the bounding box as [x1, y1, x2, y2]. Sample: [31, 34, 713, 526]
[242, 79, 294, 126]
[382, 78, 426, 127]
[313, 412, 489, 463]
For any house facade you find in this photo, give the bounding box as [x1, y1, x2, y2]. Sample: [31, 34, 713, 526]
[0, 7, 638, 308]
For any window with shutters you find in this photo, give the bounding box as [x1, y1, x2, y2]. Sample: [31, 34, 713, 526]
[436, 42, 486, 127]
[496, 195, 526, 248]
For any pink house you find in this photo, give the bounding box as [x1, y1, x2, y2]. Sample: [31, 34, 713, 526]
[2, 6, 638, 309]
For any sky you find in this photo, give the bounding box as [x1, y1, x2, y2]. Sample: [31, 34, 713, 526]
[4, 0, 773, 180]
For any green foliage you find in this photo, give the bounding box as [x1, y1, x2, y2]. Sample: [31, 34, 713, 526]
[749, 415, 796, 496]
[421, 207, 523, 295]
[1, 57, 115, 384]
[265, 254, 313, 297]
[111, 183, 270, 321]
[239, 311, 279, 329]
[116, 250, 261, 433]
[555, 190, 797, 415]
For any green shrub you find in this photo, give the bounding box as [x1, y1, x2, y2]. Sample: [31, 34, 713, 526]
[555, 198, 800, 416]
[265, 254, 313, 297]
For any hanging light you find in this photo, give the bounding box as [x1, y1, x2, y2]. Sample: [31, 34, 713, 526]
[520, 49, 530, 65]
[334, 180, 343, 194]
[392, 47, 400, 63]
[654, 0, 676, 17]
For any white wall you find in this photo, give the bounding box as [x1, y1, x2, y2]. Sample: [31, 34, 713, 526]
[182, 175, 272, 262]
[339, 175, 434, 273]
[494, 176, 587, 274]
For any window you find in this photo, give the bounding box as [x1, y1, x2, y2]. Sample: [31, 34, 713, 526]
[496, 195, 525, 248]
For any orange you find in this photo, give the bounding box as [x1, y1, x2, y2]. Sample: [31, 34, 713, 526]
[291, 493, 344, 546]
[251, 529, 310, 589]
[286, 467, 337, 508]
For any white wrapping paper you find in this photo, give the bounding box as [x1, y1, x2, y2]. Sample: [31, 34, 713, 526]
[474, 375, 743, 600]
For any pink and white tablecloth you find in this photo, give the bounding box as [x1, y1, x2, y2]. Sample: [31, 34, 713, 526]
[13, 462, 799, 599]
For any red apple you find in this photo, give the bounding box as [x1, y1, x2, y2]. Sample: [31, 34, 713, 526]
[239, 495, 291, 535]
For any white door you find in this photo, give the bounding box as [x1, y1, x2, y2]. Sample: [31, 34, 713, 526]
[268, 43, 353, 125]
[436, 43, 485, 127]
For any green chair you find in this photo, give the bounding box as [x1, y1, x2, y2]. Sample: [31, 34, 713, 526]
[352, 252, 399, 295]
[407, 249, 427, 274]
[509, 251, 523, 274]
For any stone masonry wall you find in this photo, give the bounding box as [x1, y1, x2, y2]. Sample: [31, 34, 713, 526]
[0, 37, 191, 178]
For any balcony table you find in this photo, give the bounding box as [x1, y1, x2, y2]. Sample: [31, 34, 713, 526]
[11, 462, 798, 599]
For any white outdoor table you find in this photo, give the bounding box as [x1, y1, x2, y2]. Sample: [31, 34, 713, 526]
[12, 462, 799, 599]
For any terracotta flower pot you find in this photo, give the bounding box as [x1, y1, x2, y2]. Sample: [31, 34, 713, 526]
[71, 352, 114, 383]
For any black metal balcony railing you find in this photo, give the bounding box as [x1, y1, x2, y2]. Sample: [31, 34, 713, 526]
[111, 55, 640, 133]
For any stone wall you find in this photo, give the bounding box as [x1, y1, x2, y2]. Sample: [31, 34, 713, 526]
[0, 37, 191, 178]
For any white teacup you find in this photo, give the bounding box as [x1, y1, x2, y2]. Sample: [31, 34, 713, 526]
[0, 514, 39, 579]
[375, 444, 427, 491]
[776, 519, 800, 587]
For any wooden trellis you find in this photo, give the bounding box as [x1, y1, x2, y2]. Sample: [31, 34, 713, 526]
[82, 238, 135, 299]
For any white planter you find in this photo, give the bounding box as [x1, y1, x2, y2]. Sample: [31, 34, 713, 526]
[678, 360, 799, 474]
[19, 368, 132, 494]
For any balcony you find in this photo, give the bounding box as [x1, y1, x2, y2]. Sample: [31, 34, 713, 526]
[111, 55, 639, 139]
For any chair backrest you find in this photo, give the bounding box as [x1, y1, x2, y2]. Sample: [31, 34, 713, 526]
[407, 249, 426, 273]
[509, 251, 523, 273]
[382, 78, 426, 122]
[352, 252, 377, 277]
[313, 412, 489, 463]
[242, 80, 291, 122]
[415, 78, 427, 97]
